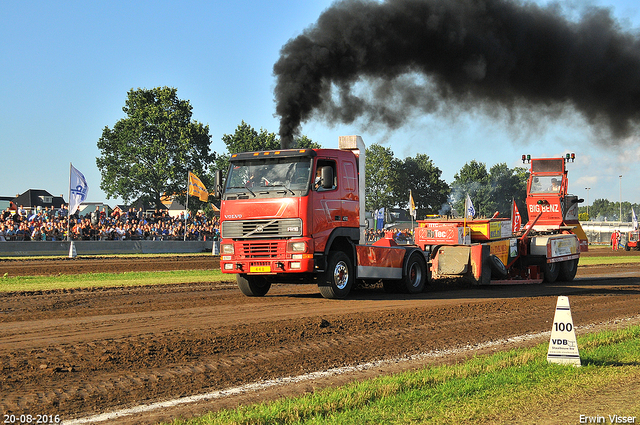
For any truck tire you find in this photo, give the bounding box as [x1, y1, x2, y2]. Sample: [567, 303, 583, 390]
[237, 274, 271, 297]
[542, 261, 560, 283]
[318, 251, 353, 299]
[489, 255, 508, 280]
[402, 252, 427, 294]
[558, 259, 579, 282]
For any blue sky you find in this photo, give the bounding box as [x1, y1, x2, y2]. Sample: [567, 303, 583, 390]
[2, 0, 640, 207]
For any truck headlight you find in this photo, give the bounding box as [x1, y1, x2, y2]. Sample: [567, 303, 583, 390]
[287, 241, 307, 253]
[221, 243, 234, 254]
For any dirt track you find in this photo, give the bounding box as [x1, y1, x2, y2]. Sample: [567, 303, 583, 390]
[1, 251, 640, 424]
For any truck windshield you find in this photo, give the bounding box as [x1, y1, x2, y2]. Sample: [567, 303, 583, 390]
[225, 157, 312, 197]
[529, 175, 563, 194]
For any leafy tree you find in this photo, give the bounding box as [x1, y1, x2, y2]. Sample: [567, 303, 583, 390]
[450, 160, 491, 217]
[213, 121, 321, 176]
[365, 144, 401, 213]
[450, 161, 528, 220]
[396, 154, 449, 219]
[487, 163, 529, 222]
[96, 87, 214, 209]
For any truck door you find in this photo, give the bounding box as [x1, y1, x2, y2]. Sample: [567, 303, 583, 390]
[312, 158, 341, 252]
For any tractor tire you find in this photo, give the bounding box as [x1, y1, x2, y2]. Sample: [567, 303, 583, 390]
[625, 243, 630, 251]
[542, 261, 560, 283]
[402, 252, 427, 294]
[489, 255, 508, 280]
[558, 259, 579, 282]
[318, 251, 354, 299]
[237, 274, 271, 296]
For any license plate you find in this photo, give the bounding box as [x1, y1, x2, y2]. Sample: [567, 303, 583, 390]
[250, 266, 271, 273]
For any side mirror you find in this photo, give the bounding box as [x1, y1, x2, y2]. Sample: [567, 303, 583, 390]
[213, 170, 223, 199]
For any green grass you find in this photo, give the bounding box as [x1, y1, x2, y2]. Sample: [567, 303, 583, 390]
[579, 255, 640, 265]
[0, 269, 235, 292]
[167, 326, 640, 425]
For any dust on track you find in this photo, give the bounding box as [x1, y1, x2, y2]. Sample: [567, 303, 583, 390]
[0, 253, 639, 424]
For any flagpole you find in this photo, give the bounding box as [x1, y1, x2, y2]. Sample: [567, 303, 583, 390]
[463, 194, 467, 239]
[409, 190, 414, 242]
[68, 163, 72, 241]
[184, 171, 189, 241]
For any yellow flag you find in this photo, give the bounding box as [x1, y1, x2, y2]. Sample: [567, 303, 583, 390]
[188, 172, 209, 202]
[409, 189, 416, 218]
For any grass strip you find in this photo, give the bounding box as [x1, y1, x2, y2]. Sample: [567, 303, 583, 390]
[167, 326, 640, 425]
[579, 256, 640, 265]
[0, 269, 235, 292]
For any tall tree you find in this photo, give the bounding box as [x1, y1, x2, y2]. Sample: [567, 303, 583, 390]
[450, 160, 491, 217]
[396, 154, 450, 219]
[96, 87, 214, 208]
[213, 121, 320, 175]
[365, 144, 401, 213]
[451, 161, 527, 219]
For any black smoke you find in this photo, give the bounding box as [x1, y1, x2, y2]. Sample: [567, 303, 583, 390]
[273, 0, 640, 148]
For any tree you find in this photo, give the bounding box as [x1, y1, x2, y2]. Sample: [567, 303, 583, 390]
[450, 161, 528, 219]
[213, 121, 321, 176]
[396, 154, 449, 219]
[487, 163, 529, 222]
[96, 87, 214, 209]
[450, 160, 490, 217]
[365, 144, 401, 213]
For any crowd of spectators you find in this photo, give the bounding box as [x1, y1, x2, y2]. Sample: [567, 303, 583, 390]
[365, 228, 414, 244]
[0, 205, 220, 242]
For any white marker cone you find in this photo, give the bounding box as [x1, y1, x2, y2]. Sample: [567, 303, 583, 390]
[69, 241, 77, 258]
[547, 296, 580, 366]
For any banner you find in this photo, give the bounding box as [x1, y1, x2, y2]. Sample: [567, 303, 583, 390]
[69, 165, 88, 215]
[376, 207, 385, 230]
[409, 190, 416, 219]
[512, 199, 522, 233]
[188, 172, 209, 202]
[465, 194, 476, 219]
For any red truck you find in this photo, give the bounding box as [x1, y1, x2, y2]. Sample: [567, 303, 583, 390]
[218, 135, 427, 298]
[218, 136, 587, 298]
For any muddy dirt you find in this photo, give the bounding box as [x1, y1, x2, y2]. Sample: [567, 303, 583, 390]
[0, 251, 639, 424]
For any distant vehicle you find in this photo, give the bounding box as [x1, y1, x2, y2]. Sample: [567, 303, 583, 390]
[625, 230, 640, 251]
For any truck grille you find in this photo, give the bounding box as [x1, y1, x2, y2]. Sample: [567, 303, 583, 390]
[221, 218, 302, 239]
[239, 242, 281, 258]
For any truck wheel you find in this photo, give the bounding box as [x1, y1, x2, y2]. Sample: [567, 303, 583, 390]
[558, 259, 579, 282]
[542, 262, 560, 283]
[237, 274, 271, 297]
[402, 252, 427, 294]
[489, 255, 508, 280]
[318, 251, 353, 299]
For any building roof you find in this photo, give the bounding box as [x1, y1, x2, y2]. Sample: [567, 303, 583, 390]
[12, 189, 66, 209]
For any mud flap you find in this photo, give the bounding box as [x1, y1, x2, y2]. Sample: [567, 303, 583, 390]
[475, 244, 492, 285]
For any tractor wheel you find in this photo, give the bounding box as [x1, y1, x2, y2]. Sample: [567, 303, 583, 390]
[237, 274, 271, 296]
[489, 255, 508, 280]
[318, 251, 353, 299]
[402, 252, 427, 294]
[542, 261, 560, 283]
[625, 243, 630, 251]
[558, 259, 579, 282]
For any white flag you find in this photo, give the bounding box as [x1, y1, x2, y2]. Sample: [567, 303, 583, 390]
[465, 194, 476, 219]
[633, 208, 638, 230]
[69, 165, 89, 215]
